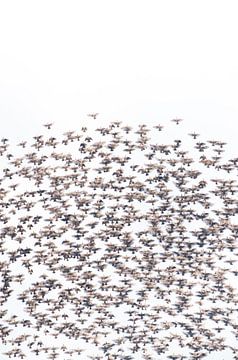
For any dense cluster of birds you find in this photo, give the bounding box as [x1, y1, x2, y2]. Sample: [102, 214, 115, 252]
[1, 117, 238, 359]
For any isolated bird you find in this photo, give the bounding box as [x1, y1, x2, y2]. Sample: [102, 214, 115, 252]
[87, 113, 99, 119]
[43, 122, 53, 129]
[171, 118, 183, 125]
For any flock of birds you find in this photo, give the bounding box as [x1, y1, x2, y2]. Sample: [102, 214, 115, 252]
[1, 116, 238, 359]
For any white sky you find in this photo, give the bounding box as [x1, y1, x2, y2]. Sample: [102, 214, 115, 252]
[0, 0, 238, 146]
[0, 2, 238, 358]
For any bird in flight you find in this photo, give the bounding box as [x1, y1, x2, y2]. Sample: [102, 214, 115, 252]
[171, 118, 183, 125]
[43, 122, 54, 129]
[188, 132, 200, 139]
[154, 124, 164, 131]
[87, 113, 99, 119]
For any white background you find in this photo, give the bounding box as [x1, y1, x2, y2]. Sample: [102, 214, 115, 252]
[0, 2, 238, 359]
[0, 0, 238, 148]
